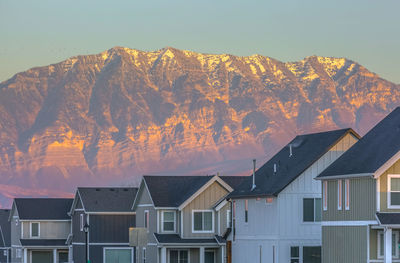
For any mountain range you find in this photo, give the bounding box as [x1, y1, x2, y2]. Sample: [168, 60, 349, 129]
[0, 46, 399, 207]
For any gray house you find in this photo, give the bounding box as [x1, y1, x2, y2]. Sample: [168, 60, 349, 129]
[130, 175, 247, 263]
[228, 128, 359, 263]
[69, 187, 138, 263]
[9, 198, 73, 263]
[316, 107, 400, 263]
[0, 209, 11, 263]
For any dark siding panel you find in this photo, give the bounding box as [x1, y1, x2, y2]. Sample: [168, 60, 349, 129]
[89, 215, 136, 243]
[72, 212, 86, 243]
[73, 245, 86, 263]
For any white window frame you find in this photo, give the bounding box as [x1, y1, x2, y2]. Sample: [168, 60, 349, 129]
[226, 210, 232, 228]
[30, 222, 40, 238]
[302, 198, 322, 223]
[16, 248, 22, 258]
[80, 214, 84, 231]
[337, 180, 342, 210]
[144, 210, 149, 230]
[102, 247, 134, 263]
[143, 247, 146, 263]
[388, 174, 400, 209]
[192, 210, 214, 233]
[161, 210, 176, 233]
[168, 249, 189, 263]
[290, 246, 300, 262]
[345, 179, 350, 210]
[377, 230, 399, 259]
[323, 181, 328, 211]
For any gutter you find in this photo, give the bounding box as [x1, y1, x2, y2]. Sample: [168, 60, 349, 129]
[315, 173, 374, 180]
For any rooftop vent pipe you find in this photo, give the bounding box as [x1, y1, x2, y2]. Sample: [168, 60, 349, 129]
[251, 159, 256, 191]
[274, 163, 277, 174]
[289, 144, 293, 157]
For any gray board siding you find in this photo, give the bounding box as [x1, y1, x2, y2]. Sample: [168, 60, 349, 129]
[323, 177, 376, 221]
[322, 226, 367, 263]
[89, 214, 135, 243]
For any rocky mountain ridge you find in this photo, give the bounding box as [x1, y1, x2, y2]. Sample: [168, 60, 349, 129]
[0, 46, 398, 207]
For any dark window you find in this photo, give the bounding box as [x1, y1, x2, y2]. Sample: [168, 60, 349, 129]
[169, 250, 188, 263]
[303, 198, 321, 222]
[303, 246, 321, 263]
[290, 246, 299, 263]
[31, 222, 39, 237]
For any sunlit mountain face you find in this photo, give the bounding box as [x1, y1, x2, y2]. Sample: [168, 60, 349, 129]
[0, 46, 398, 207]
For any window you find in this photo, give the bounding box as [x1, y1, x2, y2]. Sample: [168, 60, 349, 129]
[30, 222, 40, 238]
[388, 175, 400, 208]
[192, 210, 213, 232]
[303, 198, 322, 222]
[337, 180, 342, 210]
[323, 181, 328, 211]
[303, 246, 321, 263]
[290, 246, 299, 263]
[345, 179, 350, 210]
[80, 214, 84, 231]
[205, 250, 215, 263]
[245, 200, 248, 223]
[169, 250, 188, 263]
[16, 248, 21, 258]
[378, 231, 399, 258]
[227, 210, 232, 228]
[162, 211, 175, 232]
[143, 248, 146, 263]
[104, 248, 133, 263]
[144, 210, 149, 229]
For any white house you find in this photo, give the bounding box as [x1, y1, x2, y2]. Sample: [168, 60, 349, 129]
[228, 128, 359, 263]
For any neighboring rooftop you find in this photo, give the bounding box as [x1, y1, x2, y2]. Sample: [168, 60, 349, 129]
[0, 209, 10, 247]
[229, 128, 358, 198]
[143, 175, 247, 208]
[14, 198, 73, 220]
[78, 187, 138, 212]
[317, 107, 400, 178]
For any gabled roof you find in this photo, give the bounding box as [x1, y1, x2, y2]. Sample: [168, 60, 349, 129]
[229, 128, 358, 198]
[144, 175, 213, 208]
[0, 209, 10, 247]
[376, 212, 400, 226]
[143, 175, 244, 208]
[14, 198, 73, 220]
[76, 187, 138, 213]
[317, 107, 400, 179]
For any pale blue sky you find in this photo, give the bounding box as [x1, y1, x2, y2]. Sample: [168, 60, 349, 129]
[0, 0, 399, 83]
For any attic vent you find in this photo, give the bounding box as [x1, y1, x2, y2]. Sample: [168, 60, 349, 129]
[95, 188, 100, 191]
[110, 189, 115, 191]
[123, 189, 129, 191]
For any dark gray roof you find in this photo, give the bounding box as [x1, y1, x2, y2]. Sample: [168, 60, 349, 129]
[144, 176, 213, 207]
[20, 239, 67, 247]
[376, 213, 400, 225]
[0, 209, 10, 247]
[154, 233, 217, 244]
[215, 235, 227, 244]
[318, 107, 400, 178]
[78, 187, 138, 212]
[229, 128, 358, 198]
[15, 199, 73, 220]
[219, 176, 249, 189]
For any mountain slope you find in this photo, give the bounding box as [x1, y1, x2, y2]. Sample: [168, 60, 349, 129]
[0, 47, 398, 207]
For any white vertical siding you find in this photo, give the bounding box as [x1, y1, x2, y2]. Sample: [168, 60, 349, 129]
[231, 133, 358, 263]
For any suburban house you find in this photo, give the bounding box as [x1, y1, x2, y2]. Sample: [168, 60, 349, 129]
[0, 209, 11, 263]
[316, 107, 400, 263]
[9, 198, 73, 263]
[130, 175, 247, 263]
[228, 128, 359, 263]
[69, 187, 138, 263]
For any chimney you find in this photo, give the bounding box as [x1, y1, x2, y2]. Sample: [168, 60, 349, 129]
[251, 159, 256, 191]
[289, 144, 293, 157]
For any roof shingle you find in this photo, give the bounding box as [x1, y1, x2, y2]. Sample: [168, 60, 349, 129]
[15, 198, 73, 220]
